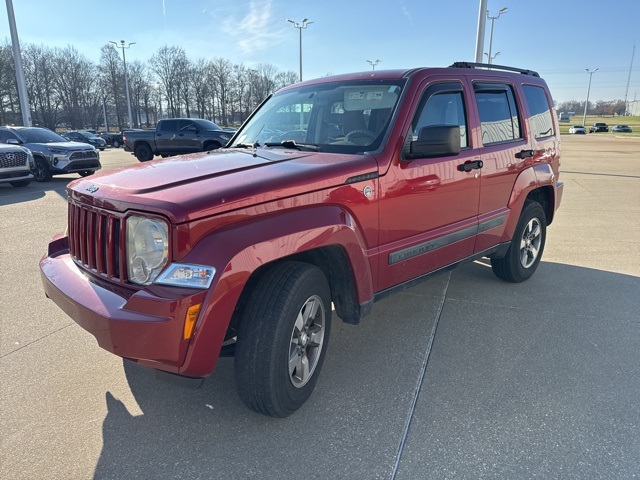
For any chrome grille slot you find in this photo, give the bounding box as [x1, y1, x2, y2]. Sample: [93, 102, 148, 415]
[68, 201, 125, 282]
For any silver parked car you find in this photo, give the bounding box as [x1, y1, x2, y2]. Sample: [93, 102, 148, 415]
[0, 143, 34, 187]
[0, 126, 101, 182]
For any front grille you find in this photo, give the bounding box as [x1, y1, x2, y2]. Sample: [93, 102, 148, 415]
[69, 150, 98, 160]
[68, 201, 126, 282]
[0, 151, 28, 168]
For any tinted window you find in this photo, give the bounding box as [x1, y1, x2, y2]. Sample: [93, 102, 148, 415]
[475, 84, 522, 145]
[413, 90, 468, 148]
[15, 128, 67, 143]
[522, 85, 554, 138]
[160, 120, 178, 132]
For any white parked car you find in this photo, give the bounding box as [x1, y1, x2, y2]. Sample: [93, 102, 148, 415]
[569, 125, 586, 134]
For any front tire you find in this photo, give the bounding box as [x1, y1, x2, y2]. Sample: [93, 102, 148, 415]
[491, 201, 546, 282]
[235, 262, 331, 417]
[33, 157, 52, 182]
[78, 170, 94, 177]
[10, 179, 30, 187]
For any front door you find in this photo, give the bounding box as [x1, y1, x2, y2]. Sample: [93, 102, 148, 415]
[378, 81, 481, 291]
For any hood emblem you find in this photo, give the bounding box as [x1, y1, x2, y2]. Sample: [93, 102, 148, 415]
[86, 185, 99, 193]
[6, 153, 16, 161]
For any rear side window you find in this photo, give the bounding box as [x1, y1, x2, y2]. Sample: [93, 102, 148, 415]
[474, 83, 521, 145]
[160, 120, 178, 132]
[522, 85, 554, 138]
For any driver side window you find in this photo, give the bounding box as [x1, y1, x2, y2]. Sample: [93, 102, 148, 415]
[412, 86, 468, 148]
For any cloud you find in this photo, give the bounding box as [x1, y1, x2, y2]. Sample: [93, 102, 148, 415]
[398, 0, 413, 25]
[220, 0, 286, 54]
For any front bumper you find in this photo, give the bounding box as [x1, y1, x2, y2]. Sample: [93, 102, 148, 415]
[40, 237, 205, 373]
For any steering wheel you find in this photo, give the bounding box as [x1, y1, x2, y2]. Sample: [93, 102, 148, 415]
[345, 129, 376, 145]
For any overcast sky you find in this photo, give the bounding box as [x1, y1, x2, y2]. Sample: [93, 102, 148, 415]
[2, 0, 638, 104]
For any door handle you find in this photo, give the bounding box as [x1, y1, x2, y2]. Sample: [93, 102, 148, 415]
[515, 149, 534, 159]
[457, 160, 483, 172]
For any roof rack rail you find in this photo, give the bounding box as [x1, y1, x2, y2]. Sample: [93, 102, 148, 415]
[449, 62, 539, 77]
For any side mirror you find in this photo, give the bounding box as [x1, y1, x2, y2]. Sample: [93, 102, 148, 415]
[6, 138, 21, 145]
[406, 125, 461, 159]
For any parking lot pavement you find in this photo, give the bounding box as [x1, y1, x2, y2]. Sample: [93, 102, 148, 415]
[1, 137, 639, 479]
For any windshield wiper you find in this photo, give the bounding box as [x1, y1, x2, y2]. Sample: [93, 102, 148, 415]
[233, 142, 260, 148]
[264, 140, 320, 152]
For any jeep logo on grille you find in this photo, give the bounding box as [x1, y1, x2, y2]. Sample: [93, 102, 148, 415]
[6, 153, 15, 161]
[86, 185, 99, 193]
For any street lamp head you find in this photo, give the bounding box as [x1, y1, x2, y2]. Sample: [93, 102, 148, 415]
[499, 7, 508, 13]
[301, 18, 308, 23]
[287, 19, 295, 23]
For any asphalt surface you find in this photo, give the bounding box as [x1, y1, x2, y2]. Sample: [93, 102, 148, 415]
[1, 135, 639, 479]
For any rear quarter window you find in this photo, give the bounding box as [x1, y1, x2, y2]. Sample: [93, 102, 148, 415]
[522, 85, 554, 139]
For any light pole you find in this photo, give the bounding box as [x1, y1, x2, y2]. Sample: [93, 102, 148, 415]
[367, 59, 380, 70]
[582, 68, 598, 127]
[484, 51, 500, 63]
[287, 18, 313, 82]
[486, 7, 507, 64]
[5, 0, 31, 126]
[110, 40, 135, 128]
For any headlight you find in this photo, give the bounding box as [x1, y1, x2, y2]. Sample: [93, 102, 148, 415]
[126, 216, 169, 285]
[48, 147, 68, 154]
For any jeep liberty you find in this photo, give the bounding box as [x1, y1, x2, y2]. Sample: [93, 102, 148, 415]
[40, 62, 563, 417]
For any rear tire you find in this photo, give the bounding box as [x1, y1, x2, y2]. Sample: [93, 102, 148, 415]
[135, 144, 153, 162]
[235, 262, 331, 417]
[33, 158, 52, 182]
[112, 139, 121, 148]
[10, 179, 30, 187]
[491, 202, 546, 283]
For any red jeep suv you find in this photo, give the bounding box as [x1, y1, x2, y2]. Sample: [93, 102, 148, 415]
[41, 62, 563, 417]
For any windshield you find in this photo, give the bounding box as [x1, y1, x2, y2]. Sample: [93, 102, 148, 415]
[231, 80, 405, 154]
[19, 128, 68, 144]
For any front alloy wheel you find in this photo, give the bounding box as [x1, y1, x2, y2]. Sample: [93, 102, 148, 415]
[289, 294, 326, 388]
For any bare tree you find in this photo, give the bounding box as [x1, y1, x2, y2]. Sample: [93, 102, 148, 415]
[0, 41, 21, 125]
[100, 43, 126, 130]
[150, 45, 190, 117]
[23, 45, 61, 129]
[51, 46, 96, 128]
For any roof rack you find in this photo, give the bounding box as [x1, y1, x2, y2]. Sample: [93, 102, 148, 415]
[449, 62, 539, 77]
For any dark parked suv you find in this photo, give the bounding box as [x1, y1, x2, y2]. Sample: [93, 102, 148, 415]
[62, 130, 107, 150]
[0, 126, 101, 182]
[41, 62, 563, 416]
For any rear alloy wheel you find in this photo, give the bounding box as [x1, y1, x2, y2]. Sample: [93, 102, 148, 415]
[33, 158, 52, 182]
[235, 262, 331, 417]
[491, 201, 547, 283]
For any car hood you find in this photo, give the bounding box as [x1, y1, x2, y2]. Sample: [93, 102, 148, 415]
[67, 148, 379, 223]
[27, 141, 96, 151]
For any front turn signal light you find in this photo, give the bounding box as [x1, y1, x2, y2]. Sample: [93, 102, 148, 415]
[183, 304, 202, 340]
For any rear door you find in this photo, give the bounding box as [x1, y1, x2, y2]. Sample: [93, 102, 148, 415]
[470, 80, 531, 253]
[154, 119, 179, 155]
[177, 120, 202, 153]
[377, 80, 481, 291]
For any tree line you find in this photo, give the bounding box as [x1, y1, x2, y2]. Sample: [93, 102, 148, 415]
[0, 40, 299, 131]
[556, 99, 627, 116]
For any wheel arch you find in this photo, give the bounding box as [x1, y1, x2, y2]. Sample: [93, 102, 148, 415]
[177, 205, 374, 377]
